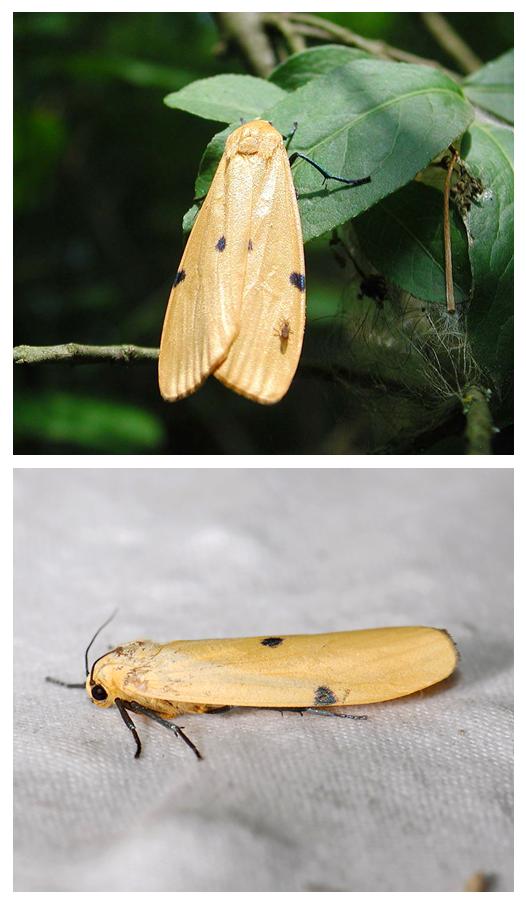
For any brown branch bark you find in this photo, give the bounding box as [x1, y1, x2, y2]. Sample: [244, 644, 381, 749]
[283, 12, 458, 76]
[463, 386, 494, 455]
[13, 343, 159, 366]
[214, 12, 277, 77]
[264, 13, 306, 56]
[420, 12, 482, 75]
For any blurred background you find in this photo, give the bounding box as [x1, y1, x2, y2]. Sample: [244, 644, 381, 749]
[13, 12, 513, 454]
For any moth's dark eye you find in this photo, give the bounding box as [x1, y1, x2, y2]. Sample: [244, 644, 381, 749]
[91, 684, 108, 701]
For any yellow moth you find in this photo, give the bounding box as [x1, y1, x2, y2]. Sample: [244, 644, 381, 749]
[47, 624, 457, 760]
[158, 118, 370, 404]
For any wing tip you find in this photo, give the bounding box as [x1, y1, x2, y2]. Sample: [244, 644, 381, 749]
[214, 372, 290, 405]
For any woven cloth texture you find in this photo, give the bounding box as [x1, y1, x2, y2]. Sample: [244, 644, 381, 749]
[14, 468, 513, 891]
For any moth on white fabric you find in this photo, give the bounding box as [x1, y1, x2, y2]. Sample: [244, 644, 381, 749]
[47, 619, 457, 761]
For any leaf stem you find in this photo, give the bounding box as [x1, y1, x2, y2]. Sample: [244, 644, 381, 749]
[443, 146, 459, 314]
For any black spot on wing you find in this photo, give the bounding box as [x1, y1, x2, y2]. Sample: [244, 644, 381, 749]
[216, 235, 226, 252]
[173, 270, 186, 287]
[314, 686, 337, 705]
[289, 272, 305, 291]
[248, 239, 253, 251]
[261, 637, 283, 648]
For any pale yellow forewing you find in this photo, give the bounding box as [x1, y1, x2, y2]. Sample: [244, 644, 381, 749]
[214, 142, 305, 404]
[116, 627, 457, 709]
[158, 154, 250, 401]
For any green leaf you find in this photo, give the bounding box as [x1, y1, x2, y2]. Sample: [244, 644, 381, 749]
[14, 392, 165, 452]
[194, 124, 235, 198]
[164, 74, 286, 123]
[464, 49, 513, 124]
[184, 124, 237, 234]
[269, 45, 370, 91]
[353, 182, 471, 303]
[183, 60, 473, 245]
[187, 60, 473, 242]
[462, 121, 513, 389]
[266, 60, 474, 242]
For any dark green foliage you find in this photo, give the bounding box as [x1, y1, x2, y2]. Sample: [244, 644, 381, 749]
[14, 12, 513, 453]
[464, 49, 513, 124]
[353, 183, 471, 303]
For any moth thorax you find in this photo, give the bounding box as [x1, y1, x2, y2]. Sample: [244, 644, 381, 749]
[237, 134, 260, 155]
[231, 125, 280, 159]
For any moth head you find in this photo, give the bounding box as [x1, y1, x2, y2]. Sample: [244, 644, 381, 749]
[86, 668, 114, 709]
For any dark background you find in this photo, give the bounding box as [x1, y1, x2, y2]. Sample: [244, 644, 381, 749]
[14, 12, 513, 454]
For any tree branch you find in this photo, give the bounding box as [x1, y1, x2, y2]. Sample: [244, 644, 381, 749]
[264, 13, 306, 56]
[282, 12, 458, 76]
[463, 386, 493, 454]
[13, 343, 159, 366]
[214, 12, 277, 77]
[420, 12, 482, 75]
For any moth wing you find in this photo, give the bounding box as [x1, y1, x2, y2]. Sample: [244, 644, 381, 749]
[158, 154, 250, 401]
[214, 144, 305, 404]
[120, 628, 457, 709]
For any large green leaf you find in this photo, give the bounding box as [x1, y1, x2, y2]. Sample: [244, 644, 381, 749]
[353, 182, 471, 303]
[269, 45, 370, 91]
[183, 60, 474, 243]
[462, 122, 513, 389]
[164, 74, 286, 123]
[464, 49, 513, 125]
[267, 60, 474, 242]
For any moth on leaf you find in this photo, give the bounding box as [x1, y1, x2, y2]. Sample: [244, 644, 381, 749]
[159, 119, 370, 404]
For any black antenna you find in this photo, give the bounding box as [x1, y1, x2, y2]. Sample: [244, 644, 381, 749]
[84, 609, 118, 677]
[45, 609, 118, 689]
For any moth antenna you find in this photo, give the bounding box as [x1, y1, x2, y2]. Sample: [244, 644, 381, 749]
[45, 676, 85, 689]
[84, 608, 118, 677]
[46, 609, 119, 688]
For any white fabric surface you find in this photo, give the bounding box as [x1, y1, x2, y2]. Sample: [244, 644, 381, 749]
[14, 468, 513, 891]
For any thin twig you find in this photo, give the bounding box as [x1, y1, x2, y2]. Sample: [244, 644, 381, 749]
[444, 147, 459, 314]
[285, 22, 336, 42]
[214, 12, 276, 77]
[284, 12, 458, 76]
[463, 386, 493, 455]
[13, 343, 159, 366]
[420, 12, 482, 75]
[265, 12, 306, 56]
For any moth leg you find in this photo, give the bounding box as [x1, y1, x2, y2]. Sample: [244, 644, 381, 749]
[233, 707, 306, 717]
[260, 707, 367, 720]
[115, 698, 142, 758]
[304, 707, 368, 720]
[288, 151, 371, 188]
[125, 700, 203, 761]
[202, 706, 232, 714]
